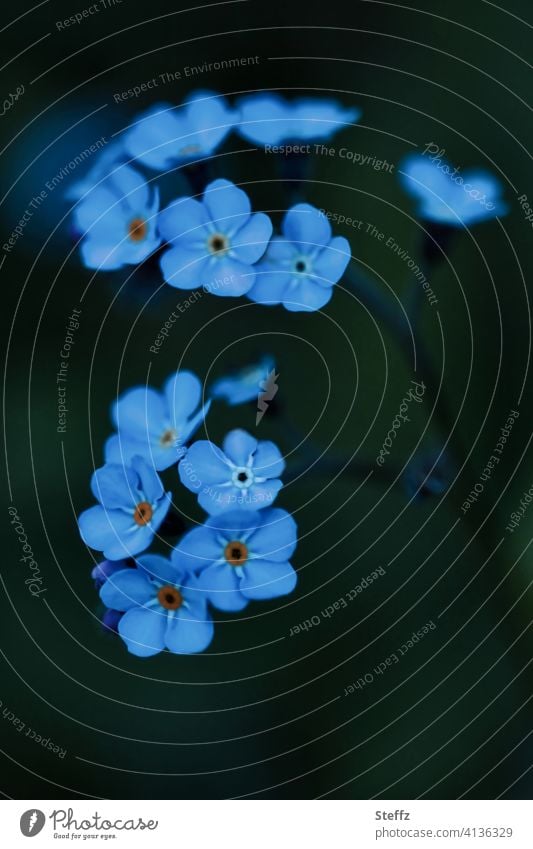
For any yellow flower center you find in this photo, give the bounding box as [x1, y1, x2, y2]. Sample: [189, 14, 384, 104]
[224, 540, 248, 566]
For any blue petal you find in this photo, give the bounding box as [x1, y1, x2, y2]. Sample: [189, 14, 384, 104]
[124, 103, 184, 171]
[253, 440, 285, 478]
[399, 154, 451, 201]
[178, 441, 230, 492]
[118, 607, 167, 656]
[80, 237, 128, 271]
[164, 612, 214, 654]
[160, 246, 209, 289]
[223, 428, 258, 466]
[236, 94, 290, 145]
[210, 356, 275, 405]
[247, 479, 283, 510]
[184, 91, 235, 154]
[100, 568, 154, 611]
[283, 278, 334, 312]
[292, 99, 360, 140]
[158, 196, 209, 245]
[240, 559, 297, 599]
[247, 508, 297, 561]
[172, 524, 223, 574]
[105, 433, 179, 472]
[78, 505, 152, 561]
[247, 269, 293, 306]
[112, 386, 166, 440]
[90, 463, 141, 509]
[204, 510, 258, 537]
[283, 203, 332, 250]
[131, 455, 165, 502]
[163, 370, 202, 424]
[196, 564, 248, 611]
[108, 163, 149, 209]
[232, 213, 273, 264]
[202, 256, 256, 297]
[73, 186, 123, 233]
[197, 485, 238, 515]
[136, 554, 182, 585]
[203, 179, 251, 232]
[312, 236, 351, 285]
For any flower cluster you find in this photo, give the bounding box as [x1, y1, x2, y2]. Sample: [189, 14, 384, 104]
[69, 90, 356, 312]
[80, 361, 298, 657]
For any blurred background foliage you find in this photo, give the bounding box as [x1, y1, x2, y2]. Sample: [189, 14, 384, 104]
[2, 0, 533, 799]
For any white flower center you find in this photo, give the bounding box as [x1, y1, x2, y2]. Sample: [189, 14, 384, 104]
[232, 466, 254, 489]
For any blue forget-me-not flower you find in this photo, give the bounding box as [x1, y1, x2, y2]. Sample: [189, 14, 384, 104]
[105, 370, 210, 471]
[158, 178, 272, 296]
[179, 428, 285, 514]
[78, 455, 171, 560]
[176, 508, 297, 611]
[100, 555, 213, 656]
[248, 203, 351, 311]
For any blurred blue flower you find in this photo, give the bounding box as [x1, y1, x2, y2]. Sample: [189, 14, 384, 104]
[73, 163, 160, 269]
[66, 141, 126, 201]
[399, 153, 507, 226]
[78, 456, 171, 560]
[210, 355, 275, 405]
[403, 447, 453, 501]
[248, 203, 351, 312]
[176, 508, 297, 611]
[123, 91, 235, 171]
[105, 370, 210, 471]
[179, 428, 285, 514]
[100, 555, 213, 656]
[158, 178, 272, 296]
[236, 93, 361, 145]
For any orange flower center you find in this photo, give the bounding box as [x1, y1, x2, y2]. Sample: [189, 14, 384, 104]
[224, 540, 248, 566]
[133, 501, 153, 526]
[157, 585, 183, 610]
[128, 217, 148, 242]
[160, 428, 177, 447]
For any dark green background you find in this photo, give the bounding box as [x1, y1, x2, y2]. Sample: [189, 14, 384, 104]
[2, 0, 532, 799]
